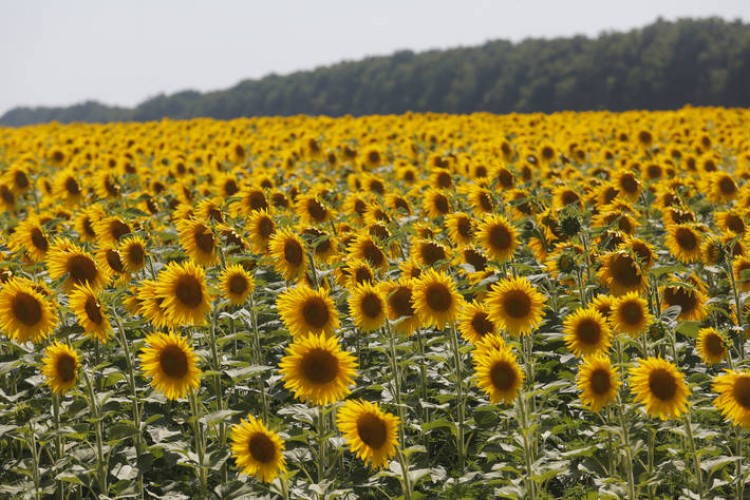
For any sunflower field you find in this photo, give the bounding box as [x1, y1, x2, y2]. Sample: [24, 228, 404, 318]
[1, 108, 750, 499]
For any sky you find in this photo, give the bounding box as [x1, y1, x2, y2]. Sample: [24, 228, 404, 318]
[1, 0, 749, 116]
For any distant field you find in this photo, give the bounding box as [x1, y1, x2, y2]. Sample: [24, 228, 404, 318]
[1, 108, 749, 499]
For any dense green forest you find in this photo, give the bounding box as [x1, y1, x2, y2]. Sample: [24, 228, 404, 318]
[2, 17, 749, 126]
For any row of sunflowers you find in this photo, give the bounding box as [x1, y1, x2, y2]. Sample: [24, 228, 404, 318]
[1, 108, 749, 498]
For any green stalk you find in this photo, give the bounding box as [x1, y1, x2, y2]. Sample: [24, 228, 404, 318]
[52, 393, 64, 500]
[517, 390, 536, 500]
[249, 295, 270, 424]
[448, 322, 465, 475]
[683, 414, 703, 498]
[82, 370, 108, 495]
[28, 421, 41, 500]
[188, 390, 208, 496]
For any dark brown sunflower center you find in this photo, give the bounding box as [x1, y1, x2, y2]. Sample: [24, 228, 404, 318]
[12, 292, 43, 326]
[388, 287, 415, 318]
[726, 214, 745, 234]
[83, 217, 96, 237]
[283, 239, 304, 266]
[300, 348, 339, 384]
[194, 226, 215, 254]
[248, 191, 268, 211]
[674, 228, 698, 251]
[502, 290, 532, 319]
[488, 224, 513, 250]
[561, 190, 580, 206]
[619, 174, 638, 193]
[30, 228, 49, 252]
[648, 368, 677, 401]
[106, 249, 125, 273]
[425, 283, 452, 312]
[733, 377, 750, 409]
[128, 244, 145, 266]
[479, 192, 494, 212]
[432, 194, 450, 214]
[577, 318, 602, 345]
[302, 297, 330, 329]
[67, 255, 97, 285]
[719, 176, 737, 195]
[464, 248, 487, 271]
[490, 361, 517, 391]
[57, 355, 77, 382]
[258, 217, 275, 238]
[360, 294, 383, 319]
[457, 217, 472, 238]
[590, 368, 611, 395]
[663, 287, 697, 314]
[704, 333, 725, 356]
[65, 177, 81, 195]
[420, 242, 446, 267]
[619, 301, 644, 325]
[175, 275, 203, 309]
[85, 296, 104, 325]
[307, 199, 328, 222]
[558, 254, 576, 273]
[228, 274, 249, 295]
[360, 241, 385, 268]
[609, 254, 641, 287]
[471, 312, 494, 337]
[224, 179, 239, 196]
[354, 267, 374, 284]
[159, 345, 189, 378]
[248, 433, 276, 463]
[357, 413, 388, 448]
[14, 170, 30, 189]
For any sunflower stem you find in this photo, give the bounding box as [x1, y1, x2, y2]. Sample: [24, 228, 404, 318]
[28, 420, 41, 500]
[646, 426, 656, 500]
[384, 323, 407, 452]
[615, 396, 637, 500]
[517, 389, 536, 500]
[52, 392, 64, 500]
[396, 447, 413, 500]
[683, 414, 704, 498]
[726, 255, 746, 361]
[316, 405, 328, 485]
[735, 428, 745, 499]
[448, 322, 465, 476]
[82, 370, 108, 496]
[249, 295, 270, 424]
[207, 305, 226, 443]
[188, 390, 208, 497]
[415, 327, 430, 423]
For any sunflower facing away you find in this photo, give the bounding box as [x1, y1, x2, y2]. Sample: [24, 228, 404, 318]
[695, 327, 727, 366]
[0, 278, 58, 344]
[229, 414, 287, 483]
[41, 342, 80, 394]
[279, 333, 357, 406]
[563, 307, 612, 358]
[139, 331, 201, 400]
[154, 260, 212, 327]
[473, 341, 525, 404]
[348, 282, 387, 332]
[219, 264, 255, 305]
[629, 357, 689, 420]
[485, 276, 546, 336]
[337, 399, 400, 469]
[69, 283, 112, 343]
[712, 370, 750, 428]
[277, 285, 340, 338]
[411, 268, 464, 329]
[576, 355, 619, 412]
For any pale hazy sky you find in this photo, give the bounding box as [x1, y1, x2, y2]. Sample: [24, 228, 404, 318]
[1, 0, 749, 115]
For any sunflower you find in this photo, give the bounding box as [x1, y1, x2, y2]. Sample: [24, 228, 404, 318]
[74, 206, 103, 243]
[337, 399, 400, 469]
[629, 357, 689, 420]
[590, 294, 616, 321]
[296, 194, 331, 225]
[119, 236, 148, 273]
[665, 224, 703, 264]
[485, 276, 546, 336]
[47, 240, 109, 292]
[229, 414, 287, 483]
[154, 261, 212, 327]
[136, 280, 169, 328]
[577, 355, 620, 412]
[610, 292, 652, 337]
[0, 278, 58, 344]
[336, 259, 375, 288]
[423, 189, 452, 218]
[41, 342, 80, 395]
[179, 220, 219, 267]
[96, 246, 126, 280]
[268, 228, 308, 281]
[220, 264, 255, 305]
[660, 283, 708, 322]
[444, 212, 475, 247]
[563, 307, 612, 358]
[473, 343, 524, 404]
[695, 328, 727, 366]
[246, 209, 276, 254]
[733, 256, 750, 292]
[457, 301, 497, 345]
[411, 269, 463, 329]
[476, 214, 519, 264]
[411, 239, 450, 269]
[348, 282, 387, 332]
[139, 331, 201, 400]
[383, 280, 420, 335]
[54, 169, 84, 206]
[277, 285, 339, 338]
[348, 233, 389, 272]
[712, 370, 750, 428]
[9, 217, 50, 263]
[278, 333, 357, 405]
[95, 216, 132, 246]
[69, 284, 112, 343]
[597, 250, 646, 297]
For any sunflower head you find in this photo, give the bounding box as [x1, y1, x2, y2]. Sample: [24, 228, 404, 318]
[610, 291, 653, 337]
[42, 342, 81, 394]
[0, 278, 58, 344]
[696, 328, 727, 366]
[411, 268, 464, 329]
[476, 214, 519, 264]
[629, 357, 689, 420]
[69, 283, 112, 343]
[576, 355, 619, 412]
[348, 282, 387, 332]
[485, 276, 546, 337]
[154, 260, 212, 327]
[229, 414, 287, 483]
[220, 264, 255, 305]
[712, 370, 750, 428]
[268, 228, 308, 281]
[473, 342, 524, 404]
[139, 331, 201, 400]
[277, 284, 340, 338]
[337, 399, 400, 469]
[458, 301, 497, 345]
[563, 307, 612, 358]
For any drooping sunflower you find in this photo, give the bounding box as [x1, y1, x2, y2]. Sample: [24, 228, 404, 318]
[383, 280, 421, 335]
[229, 414, 287, 483]
[423, 189, 452, 218]
[0, 278, 58, 344]
[576, 355, 620, 412]
[457, 301, 497, 345]
[277, 285, 339, 338]
[610, 292, 652, 337]
[278, 333, 357, 406]
[476, 214, 519, 264]
[411, 268, 464, 329]
[41, 342, 80, 395]
[139, 331, 201, 400]
[154, 261, 212, 327]
[629, 357, 689, 420]
[485, 276, 546, 336]
[69, 284, 112, 343]
[712, 370, 750, 428]
[348, 282, 387, 332]
[9, 217, 50, 263]
[179, 220, 219, 267]
[337, 399, 400, 469]
[695, 328, 727, 366]
[473, 343, 524, 404]
[563, 307, 612, 358]
[96, 246, 126, 281]
[665, 224, 703, 264]
[597, 250, 647, 296]
[219, 264, 255, 305]
[47, 240, 109, 292]
[268, 228, 308, 281]
[119, 235, 148, 273]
